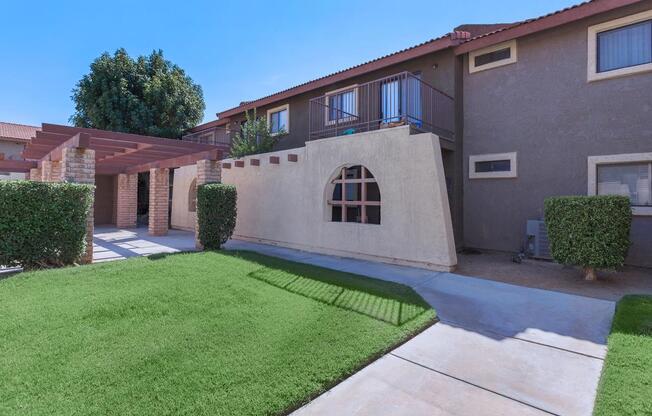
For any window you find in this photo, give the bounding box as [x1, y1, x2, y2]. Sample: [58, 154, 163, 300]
[474, 47, 511, 67]
[588, 152, 652, 215]
[328, 165, 380, 224]
[469, 152, 517, 179]
[469, 40, 518, 73]
[597, 163, 651, 206]
[188, 178, 197, 212]
[267, 104, 289, 134]
[588, 10, 652, 81]
[325, 86, 358, 124]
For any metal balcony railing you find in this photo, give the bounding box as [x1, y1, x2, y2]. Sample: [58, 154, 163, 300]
[309, 72, 454, 141]
[182, 127, 234, 146]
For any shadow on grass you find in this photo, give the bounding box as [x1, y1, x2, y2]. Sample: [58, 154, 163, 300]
[227, 250, 433, 326]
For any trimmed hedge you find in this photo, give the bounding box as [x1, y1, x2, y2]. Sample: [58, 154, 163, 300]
[544, 195, 631, 272]
[197, 183, 237, 250]
[0, 180, 94, 269]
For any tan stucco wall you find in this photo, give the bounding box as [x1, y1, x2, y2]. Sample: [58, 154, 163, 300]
[217, 126, 457, 271]
[0, 140, 26, 180]
[171, 165, 197, 231]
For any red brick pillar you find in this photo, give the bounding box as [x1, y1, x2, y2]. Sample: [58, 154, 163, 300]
[61, 147, 96, 264]
[195, 159, 221, 249]
[29, 167, 42, 182]
[41, 160, 61, 182]
[148, 168, 170, 236]
[116, 173, 138, 228]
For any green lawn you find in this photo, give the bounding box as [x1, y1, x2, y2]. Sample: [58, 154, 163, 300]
[0, 251, 434, 416]
[593, 295, 652, 416]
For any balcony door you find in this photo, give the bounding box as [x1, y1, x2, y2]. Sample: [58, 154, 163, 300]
[381, 78, 401, 123]
[380, 72, 422, 125]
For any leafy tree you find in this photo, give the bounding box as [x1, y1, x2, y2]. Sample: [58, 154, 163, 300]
[229, 110, 283, 158]
[70, 48, 204, 139]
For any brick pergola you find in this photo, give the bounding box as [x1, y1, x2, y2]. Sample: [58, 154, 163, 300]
[0, 123, 226, 263]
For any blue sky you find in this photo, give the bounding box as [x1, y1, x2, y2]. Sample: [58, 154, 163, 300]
[1, 0, 579, 127]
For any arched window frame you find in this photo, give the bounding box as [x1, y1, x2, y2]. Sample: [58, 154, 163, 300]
[327, 165, 381, 224]
[188, 178, 197, 212]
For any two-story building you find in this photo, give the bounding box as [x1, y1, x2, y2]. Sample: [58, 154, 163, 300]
[175, 0, 652, 269]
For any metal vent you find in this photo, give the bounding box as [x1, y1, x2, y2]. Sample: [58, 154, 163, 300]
[526, 220, 551, 259]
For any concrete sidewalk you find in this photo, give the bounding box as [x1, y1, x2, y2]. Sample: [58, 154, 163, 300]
[224, 240, 615, 416]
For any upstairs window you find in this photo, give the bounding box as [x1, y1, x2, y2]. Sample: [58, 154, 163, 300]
[588, 10, 652, 81]
[328, 165, 381, 224]
[597, 20, 652, 73]
[267, 104, 289, 134]
[325, 86, 358, 124]
[469, 40, 518, 73]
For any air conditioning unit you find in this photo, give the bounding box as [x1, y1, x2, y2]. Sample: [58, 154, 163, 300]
[526, 219, 551, 259]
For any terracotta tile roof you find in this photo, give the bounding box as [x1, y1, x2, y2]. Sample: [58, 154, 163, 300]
[207, 32, 467, 124]
[455, 0, 643, 53]
[192, 0, 642, 132]
[0, 122, 40, 142]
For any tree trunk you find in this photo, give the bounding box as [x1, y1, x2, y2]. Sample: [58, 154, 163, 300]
[583, 267, 597, 281]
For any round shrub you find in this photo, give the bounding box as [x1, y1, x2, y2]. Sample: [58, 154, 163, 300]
[544, 195, 632, 280]
[0, 180, 94, 269]
[197, 183, 237, 249]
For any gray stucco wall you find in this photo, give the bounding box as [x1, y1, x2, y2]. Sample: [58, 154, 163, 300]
[462, 1, 652, 267]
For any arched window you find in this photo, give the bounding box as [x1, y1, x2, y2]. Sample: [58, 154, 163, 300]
[188, 179, 197, 212]
[328, 165, 381, 224]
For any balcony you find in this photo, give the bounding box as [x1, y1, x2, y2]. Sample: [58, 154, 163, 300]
[182, 127, 234, 147]
[309, 72, 454, 141]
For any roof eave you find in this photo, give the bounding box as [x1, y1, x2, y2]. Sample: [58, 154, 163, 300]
[454, 0, 644, 55]
[217, 35, 461, 119]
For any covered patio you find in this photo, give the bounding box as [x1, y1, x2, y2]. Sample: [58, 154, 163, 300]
[0, 123, 227, 263]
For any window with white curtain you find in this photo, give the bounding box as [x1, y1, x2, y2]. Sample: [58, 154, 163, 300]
[326, 87, 357, 124]
[597, 20, 652, 73]
[588, 10, 652, 81]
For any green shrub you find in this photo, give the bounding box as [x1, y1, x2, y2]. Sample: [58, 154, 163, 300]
[197, 183, 237, 249]
[544, 195, 631, 280]
[0, 180, 94, 269]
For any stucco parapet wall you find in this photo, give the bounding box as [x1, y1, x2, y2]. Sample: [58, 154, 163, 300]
[220, 126, 457, 271]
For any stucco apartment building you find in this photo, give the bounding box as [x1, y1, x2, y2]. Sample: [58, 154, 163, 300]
[0, 122, 39, 180]
[177, 0, 652, 268]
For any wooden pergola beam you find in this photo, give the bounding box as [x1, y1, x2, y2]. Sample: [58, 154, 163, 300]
[33, 131, 141, 150]
[124, 148, 222, 174]
[0, 159, 37, 173]
[40, 133, 91, 162]
[42, 123, 217, 152]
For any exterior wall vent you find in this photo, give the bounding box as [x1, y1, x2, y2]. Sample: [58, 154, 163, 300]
[526, 219, 551, 259]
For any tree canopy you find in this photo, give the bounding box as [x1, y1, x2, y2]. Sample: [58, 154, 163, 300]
[70, 48, 205, 139]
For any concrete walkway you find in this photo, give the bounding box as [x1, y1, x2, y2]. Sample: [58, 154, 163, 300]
[224, 240, 615, 416]
[93, 226, 196, 262]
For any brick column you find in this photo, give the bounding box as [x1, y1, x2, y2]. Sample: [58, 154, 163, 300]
[41, 160, 61, 182]
[61, 147, 96, 264]
[116, 173, 138, 228]
[29, 167, 42, 182]
[195, 159, 221, 249]
[148, 168, 169, 236]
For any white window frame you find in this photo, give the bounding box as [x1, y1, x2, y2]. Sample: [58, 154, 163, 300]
[587, 9, 652, 82]
[324, 85, 358, 126]
[469, 40, 518, 74]
[266, 104, 290, 135]
[588, 152, 652, 216]
[469, 152, 518, 179]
